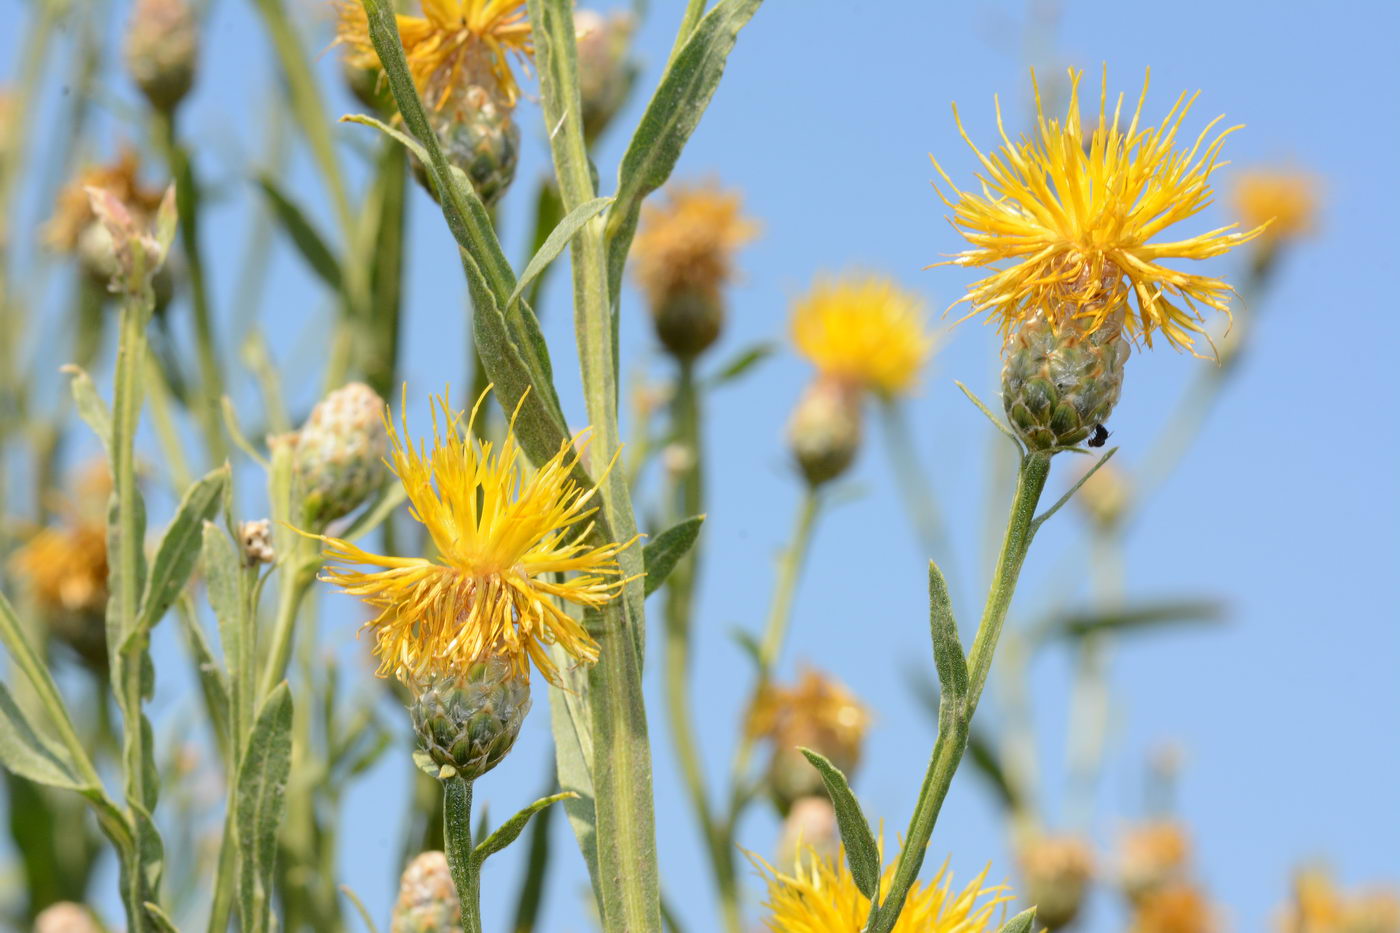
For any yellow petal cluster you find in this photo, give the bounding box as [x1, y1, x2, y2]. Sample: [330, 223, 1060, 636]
[1231, 169, 1320, 243]
[335, 0, 532, 110]
[10, 522, 109, 617]
[931, 68, 1264, 354]
[790, 275, 933, 397]
[754, 844, 1010, 933]
[746, 668, 870, 773]
[631, 183, 757, 310]
[310, 390, 633, 686]
[1280, 867, 1400, 933]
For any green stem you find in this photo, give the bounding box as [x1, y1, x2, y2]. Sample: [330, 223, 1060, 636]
[868, 452, 1050, 933]
[443, 776, 483, 933]
[257, 542, 318, 701]
[663, 361, 742, 933]
[665, 0, 708, 67]
[879, 398, 954, 574]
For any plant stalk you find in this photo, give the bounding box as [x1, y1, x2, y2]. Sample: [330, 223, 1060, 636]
[443, 776, 483, 933]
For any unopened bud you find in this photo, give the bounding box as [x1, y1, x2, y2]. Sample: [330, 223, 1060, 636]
[1119, 821, 1191, 904]
[84, 183, 178, 298]
[292, 382, 387, 529]
[238, 519, 276, 566]
[652, 285, 724, 359]
[34, 902, 102, 933]
[410, 656, 531, 781]
[776, 795, 839, 868]
[124, 0, 198, 113]
[787, 377, 862, 487]
[414, 88, 520, 208]
[1002, 311, 1128, 452]
[390, 851, 462, 933]
[575, 9, 636, 142]
[1018, 835, 1095, 931]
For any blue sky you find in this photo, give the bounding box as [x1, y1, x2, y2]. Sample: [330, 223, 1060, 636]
[4, 0, 1399, 930]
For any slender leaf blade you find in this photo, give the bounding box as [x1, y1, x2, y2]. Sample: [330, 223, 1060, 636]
[507, 197, 613, 311]
[473, 792, 577, 865]
[928, 561, 967, 704]
[256, 176, 343, 290]
[799, 748, 881, 899]
[642, 514, 705, 597]
[130, 466, 229, 646]
[999, 907, 1038, 933]
[0, 683, 91, 791]
[235, 683, 293, 933]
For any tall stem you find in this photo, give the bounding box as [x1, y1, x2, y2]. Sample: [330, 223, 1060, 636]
[879, 398, 953, 574]
[443, 777, 483, 933]
[257, 541, 318, 702]
[868, 452, 1050, 933]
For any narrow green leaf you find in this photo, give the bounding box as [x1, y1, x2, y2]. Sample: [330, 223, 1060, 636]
[546, 643, 601, 903]
[928, 561, 967, 705]
[338, 884, 380, 933]
[472, 792, 577, 865]
[507, 196, 613, 311]
[61, 364, 113, 459]
[235, 683, 293, 933]
[999, 907, 1038, 933]
[1041, 599, 1226, 643]
[642, 514, 705, 597]
[255, 176, 342, 290]
[1030, 447, 1118, 531]
[177, 596, 231, 760]
[202, 523, 250, 746]
[964, 728, 1019, 812]
[604, 0, 764, 302]
[127, 466, 229, 649]
[799, 748, 880, 899]
[336, 483, 406, 542]
[708, 341, 777, 387]
[955, 381, 1023, 451]
[221, 396, 271, 470]
[0, 683, 91, 792]
[143, 900, 181, 933]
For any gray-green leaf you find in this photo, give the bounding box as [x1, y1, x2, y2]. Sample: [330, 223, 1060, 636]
[507, 197, 613, 312]
[0, 683, 91, 792]
[473, 792, 577, 865]
[256, 176, 343, 291]
[235, 683, 293, 933]
[642, 514, 705, 597]
[928, 560, 968, 706]
[999, 907, 1038, 933]
[61, 364, 113, 459]
[799, 748, 880, 899]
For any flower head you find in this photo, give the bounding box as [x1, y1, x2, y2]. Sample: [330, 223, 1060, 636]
[44, 148, 165, 253]
[1119, 820, 1192, 901]
[931, 68, 1263, 354]
[11, 522, 108, 619]
[309, 389, 633, 686]
[335, 0, 532, 110]
[1129, 882, 1219, 933]
[631, 183, 757, 312]
[747, 668, 871, 808]
[1232, 168, 1319, 244]
[754, 843, 1010, 933]
[1281, 867, 1400, 933]
[790, 274, 934, 397]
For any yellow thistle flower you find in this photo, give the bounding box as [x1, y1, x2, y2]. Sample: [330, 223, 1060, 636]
[790, 274, 934, 398]
[631, 183, 757, 311]
[1129, 882, 1219, 933]
[1119, 820, 1192, 901]
[10, 522, 108, 618]
[335, 0, 532, 110]
[1232, 169, 1320, 243]
[747, 668, 871, 809]
[1281, 867, 1400, 933]
[307, 389, 634, 686]
[930, 67, 1264, 354]
[44, 148, 165, 252]
[753, 843, 1010, 933]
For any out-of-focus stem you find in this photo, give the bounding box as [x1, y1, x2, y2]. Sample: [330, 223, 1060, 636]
[869, 452, 1050, 933]
[257, 538, 318, 701]
[879, 397, 953, 573]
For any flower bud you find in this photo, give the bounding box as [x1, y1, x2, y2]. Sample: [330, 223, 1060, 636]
[575, 9, 636, 142]
[390, 851, 462, 933]
[1002, 311, 1128, 452]
[414, 87, 520, 208]
[1118, 821, 1191, 904]
[124, 0, 198, 113]
[1075, 460, 1130, 530]
[9, 522, 109, 672]
[35, 902, 103, 933]
[1018, 835, 1095, 931]
[787, 377, 862, 487]
[292, 382, 387, 529]
[238, 519, 276, 566]
[746, 669, 869, 815]
[776, 795, 839, 869]
[410, 656, 531, 781]
[652, 285, 725, 359]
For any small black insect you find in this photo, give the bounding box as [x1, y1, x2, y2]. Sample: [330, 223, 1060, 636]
[1087, 423, 1110, 448]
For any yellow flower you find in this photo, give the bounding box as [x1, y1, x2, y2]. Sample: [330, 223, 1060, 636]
[10, 523, 108, 618]
[790, 275, 934, 397]
[1129, 883, 1219, 933]
[44, 148, 165, 252]
[1281, 867, 1400, 933]
[631, 182, 757, 310]
[931, 68, 1264, 354]
[1232, 169, 1319, 243]
[746, 668, 870, 771]
[754, 843, 1010, 933]
[335, 0, 532, 110]
[308, 389, 633, 686]
[1119, 820, 1192, 899]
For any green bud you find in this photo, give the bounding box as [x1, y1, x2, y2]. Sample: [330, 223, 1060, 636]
[652, 285, 724, 359]
[410, 657, 531, 781]
[124, 0, 198, 113]
[1001, 312, 1128, 452]
[292, 382, 387, 529]
[787, 377, 863, 487]
[575, 9, 636, 142]
[390, 852, 462, 933]
[414, 87, 520, 208]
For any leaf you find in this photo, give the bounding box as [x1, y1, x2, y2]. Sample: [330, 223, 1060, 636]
[927, 561, 967, 706]
[61, 364, 113, 459]
[176, 596, 231, 760]
[546, 643, 601, 903]
[708, 341, 776, 387]
[235, 684, 293, 933]
[642, 514, 705, 597]
[0, 683, 90, 792]
[336, 483, 406, 542]
[256, 176, 343, 291]
[955, 381, 1023, 451]
[964, 728, 1019, 811]
[1040, 599, 1226, 644]
[604, 0, 764, 301]
[338, 884, 380, 933]
[473, 792, 577, 865]
[1030, 447, 1118, 531]
[203, 522, 252, 742]
[143, 901, 181, 933]
[799, 748, 880, 899]
[999, 907, 1038, 933]
[127, 466, 229, 650]
[507, 196, 613, 312]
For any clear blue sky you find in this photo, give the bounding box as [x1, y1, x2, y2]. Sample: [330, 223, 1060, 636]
[4, 0, 1398, 930]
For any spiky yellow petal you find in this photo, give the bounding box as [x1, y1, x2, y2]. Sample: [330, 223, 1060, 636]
[310, 389, 632, 687]
[930, 68, 1264, 354]
[790, 275, 934, 397]
[334, 0, 532, 110]
[753, 842, 1011, 933]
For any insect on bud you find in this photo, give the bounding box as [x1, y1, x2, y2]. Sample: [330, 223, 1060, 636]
[410, 656, 531, 781]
